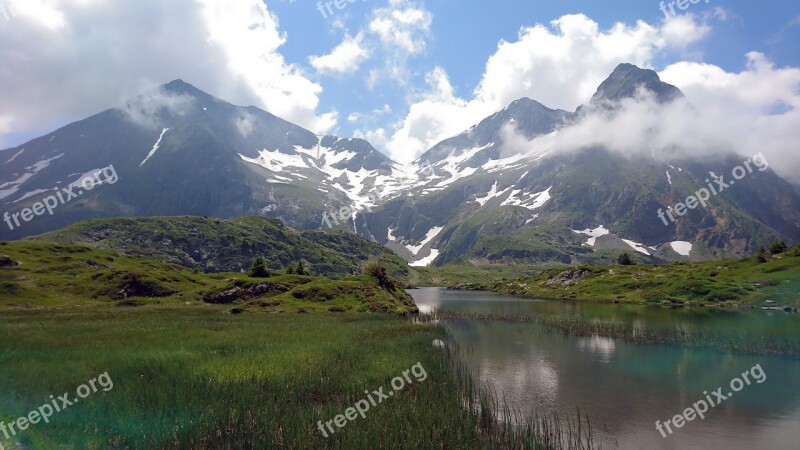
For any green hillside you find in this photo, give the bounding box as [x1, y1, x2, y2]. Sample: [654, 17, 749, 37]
[34, 216, 410, 280]
[0, 240, 415, 314]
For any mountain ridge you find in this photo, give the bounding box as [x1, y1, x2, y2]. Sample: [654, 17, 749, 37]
[3, 64, 798, 268]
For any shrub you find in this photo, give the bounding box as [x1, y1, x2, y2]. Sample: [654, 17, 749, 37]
[617, 253, 633, 266]
[769, 241, 788, 255]
[248, 257, 271, 278]
[364, 260, 396, 290]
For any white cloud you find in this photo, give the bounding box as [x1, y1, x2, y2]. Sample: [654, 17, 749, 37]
[234, 112, 256, 138]
[309, 33, 370, 75]
[120, 88, 195, 130]
[366, 0, 433, 86]
[659, 53, 800, 181]
[0, 0, 337, 147]
[495, 54, 800, 183]
[369, 0, 432, 55]
[377, 13, 712, 163]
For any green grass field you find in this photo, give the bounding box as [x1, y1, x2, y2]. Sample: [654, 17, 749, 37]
[0, 307, 595, 449]
[491, 249, 800, 307]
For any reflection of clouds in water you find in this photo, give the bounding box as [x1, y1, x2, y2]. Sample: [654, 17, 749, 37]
[632, 319, 646, 337]
[408, 287, 441, 314]
[477, 353, 560, 406]
[577, 335, 616, 362]
[417, 303, 436, 314]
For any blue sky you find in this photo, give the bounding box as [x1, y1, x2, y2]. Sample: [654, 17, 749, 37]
[1, 0, 799, 165]
[269, 0, 800, 161]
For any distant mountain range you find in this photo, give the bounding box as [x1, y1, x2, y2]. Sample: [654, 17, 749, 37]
[2, 64, 799, 266]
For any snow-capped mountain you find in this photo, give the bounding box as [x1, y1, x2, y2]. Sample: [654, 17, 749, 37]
[359, 64, 800, 266]
[2, 67, 799, 268]
[0, 80, 426, 238]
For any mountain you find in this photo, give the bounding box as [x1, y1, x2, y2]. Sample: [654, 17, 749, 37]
[589, 63, 683, 105]
[34, 216, 411, 279]
[3, 66, 799, 267]
[0, 80, 417, 239]
[359, 64, 800, 266]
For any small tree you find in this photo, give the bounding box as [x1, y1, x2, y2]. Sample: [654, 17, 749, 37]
[756, 247, 768, 264]
[617, 253, 633, 266]
[364, 260, 395, 290]
[248, 256, 271, 278]
[769, 241, 788, 255]
[296, 260, 309, 276]
[286, 262, 296, 274]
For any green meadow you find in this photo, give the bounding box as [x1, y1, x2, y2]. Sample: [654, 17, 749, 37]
[0, 307, 595, 449]
[0, 240, 597, 449]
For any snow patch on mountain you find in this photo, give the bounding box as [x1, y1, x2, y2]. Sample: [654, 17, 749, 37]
[406, 226, 443, 256]
[13, 189, 52, 203]
[572, 225, 610, 246]
[140, 128, 169, 167]
[622, 239, 650, 255]
[670, 241, 692, 256]
[410, 249, 439, 267]
[475, 181, 511, 206]
[5, 149, 24, 164]
[502, 187, 552, 211]
[0, 153, 64, 200]
[483, 153, 529, 173]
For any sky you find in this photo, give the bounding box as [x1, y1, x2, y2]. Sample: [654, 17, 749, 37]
[1, 0, 799, 168]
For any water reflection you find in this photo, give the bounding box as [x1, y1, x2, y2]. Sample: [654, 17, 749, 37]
[410, 288, 800, 450]
[577, 335, 616, 362]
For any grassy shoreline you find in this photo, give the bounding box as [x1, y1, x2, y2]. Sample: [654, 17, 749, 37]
[421, 250, 800, 309]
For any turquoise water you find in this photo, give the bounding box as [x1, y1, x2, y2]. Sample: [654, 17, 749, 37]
[409, 288, 800, 450]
